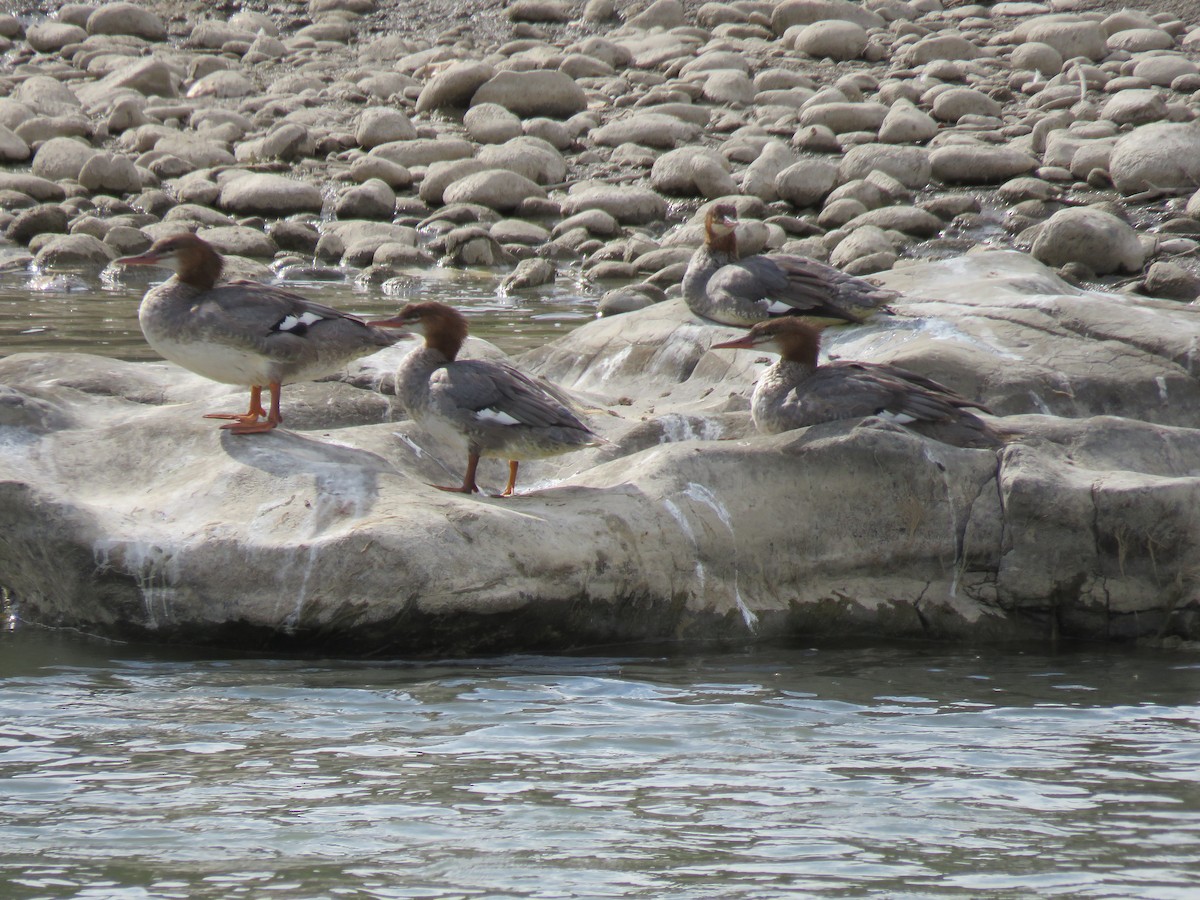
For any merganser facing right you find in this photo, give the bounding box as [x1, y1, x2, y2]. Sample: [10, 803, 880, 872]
[682, 204, 897, 327]
[712, 318, 1005, 448]
[368, 302, 601, 496]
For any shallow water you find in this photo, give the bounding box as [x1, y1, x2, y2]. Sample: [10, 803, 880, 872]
[2, 633, 1199, 899]
[0, 256, 598, 361]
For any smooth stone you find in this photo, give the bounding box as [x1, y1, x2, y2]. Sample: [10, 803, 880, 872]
[0, 173, 67, 202]
[1011, 42, 1063, 76]
[701, 69, 756, 106]
[186, 70, 255, 99]
[471, 70, 586, 119]
[1012, 16, 1106, 61]
[477, 137, 567, 185]
[217, 173, 324, 215]
[370, 137, 474, 168]
[878, 102, 937, 144]
[335, 179, 396, 220]
[464, 103, 523, 144]
[839, 144, 932, 190]
[1100, 90, 1167, 127]
[86, 3, 167, 40]
[490, 219, 550, 246]
[741, 141, 796, 203]
[1109, 123, 1200, 195]
[153, 134, 235, 168]
[499, 257, 555, 293]
[899, 34, 982, 65]
[76, 58, 180, 107]
[1106, 28, 1175, 53]
[1143, 260, 1200, 301]
[0, 124, 29, 162]
[442, 170, 547, 213]
[829, 225, 894, 267]
[798, 102, 887, 134]
[13, 77, 82, 117]
[771, 0, 885, 33]
[418, 160, 490, 205]
[652, 147, 737, 198]
[1131, 56, 1198, 87]
[591, 113, 702, 149]
[33, 233, 116, 267]
[560, 185, 667, 225]
[626, 0, 685, 29]
[187, 19, 255, 49]
[1030, 207, 1145, 274]
[932, 87, 1003, 123]
[77, 152, 142, 194]
[789, 20, 869, 61]
[930, 144, 1038, 184]
[355, 107, 417, 148]
[196, 225, 277, 258]
[415, 61, 496, 113]
[31, 137, 99, 182]
[26, 21, 88, 52]
[349, 156, 413, 190]
[844, 206, 944, 238]
[7, 205, 70, 244]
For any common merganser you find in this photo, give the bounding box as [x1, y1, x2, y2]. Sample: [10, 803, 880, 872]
[114, 233, 404, 434]
[712, 318, 1005, 448]
[682, 204, 897, 327]
[368, 301, 600, 496]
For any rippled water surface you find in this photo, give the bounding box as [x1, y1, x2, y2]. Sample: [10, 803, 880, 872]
[0, 258, 597, 361]
[2, 634, 1199, 899]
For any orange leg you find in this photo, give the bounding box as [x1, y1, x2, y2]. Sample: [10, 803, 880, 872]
[495, 460, 519, 498]
[433, 452, 481, 494]
[222, 382, 283, 435]
[204, 385, 267, 427]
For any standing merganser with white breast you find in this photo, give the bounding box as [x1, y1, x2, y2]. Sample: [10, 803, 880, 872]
[115, 233, 404, 434]
[367, 301, 601, 496]
[712, 319, 1005, 448]
[682, 204, 897, 327]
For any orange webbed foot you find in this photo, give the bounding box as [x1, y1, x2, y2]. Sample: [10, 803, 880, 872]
[221, 419, 279, 435]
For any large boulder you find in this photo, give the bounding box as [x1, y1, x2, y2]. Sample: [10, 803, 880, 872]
[1108, 123, 1200, 196]
[4, 253, 1200, 651]
[470, 70, 586, 119]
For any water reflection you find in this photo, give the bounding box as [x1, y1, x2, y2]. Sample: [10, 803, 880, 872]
[2, 635, 1199, 899]
[0, 260, 599, 361]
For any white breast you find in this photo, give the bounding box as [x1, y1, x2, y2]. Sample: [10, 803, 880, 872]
[146, 334, 275, 386]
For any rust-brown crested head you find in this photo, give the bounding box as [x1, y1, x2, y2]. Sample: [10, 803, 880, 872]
[115, 232, 223, 291]
[704, 202, 739, 253]
[713, 318, 823, 366]
[370, 301, 469, 360]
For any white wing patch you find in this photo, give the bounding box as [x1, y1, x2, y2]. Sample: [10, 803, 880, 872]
[765, 300, 792, 315]
[475, 407, 523, 427]
[276, 311, 325, 332]
[877, 410, 918, 425]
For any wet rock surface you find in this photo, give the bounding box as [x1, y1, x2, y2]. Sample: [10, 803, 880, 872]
[1, 0, 1200, 651]
[3, 253, 1200, 652]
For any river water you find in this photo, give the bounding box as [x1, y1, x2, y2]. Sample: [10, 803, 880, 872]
[2, 633, 1199, 899]
[4, 265, 1200, 898]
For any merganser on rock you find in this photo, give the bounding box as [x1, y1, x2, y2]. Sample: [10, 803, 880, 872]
[114, 233, 404, 434]
[713, 318, 1006, 449]
[368, 301, 601, 496]
[682, 203, 898, 327]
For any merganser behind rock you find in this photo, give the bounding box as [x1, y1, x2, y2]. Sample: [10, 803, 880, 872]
[368, 301, 601, 496]
[115, 233, 405, 434]
[713, 318, 1005, 449]
[683, 204, 898, 327]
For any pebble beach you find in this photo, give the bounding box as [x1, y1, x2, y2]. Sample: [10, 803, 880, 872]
[0, 0, 1197, 314]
